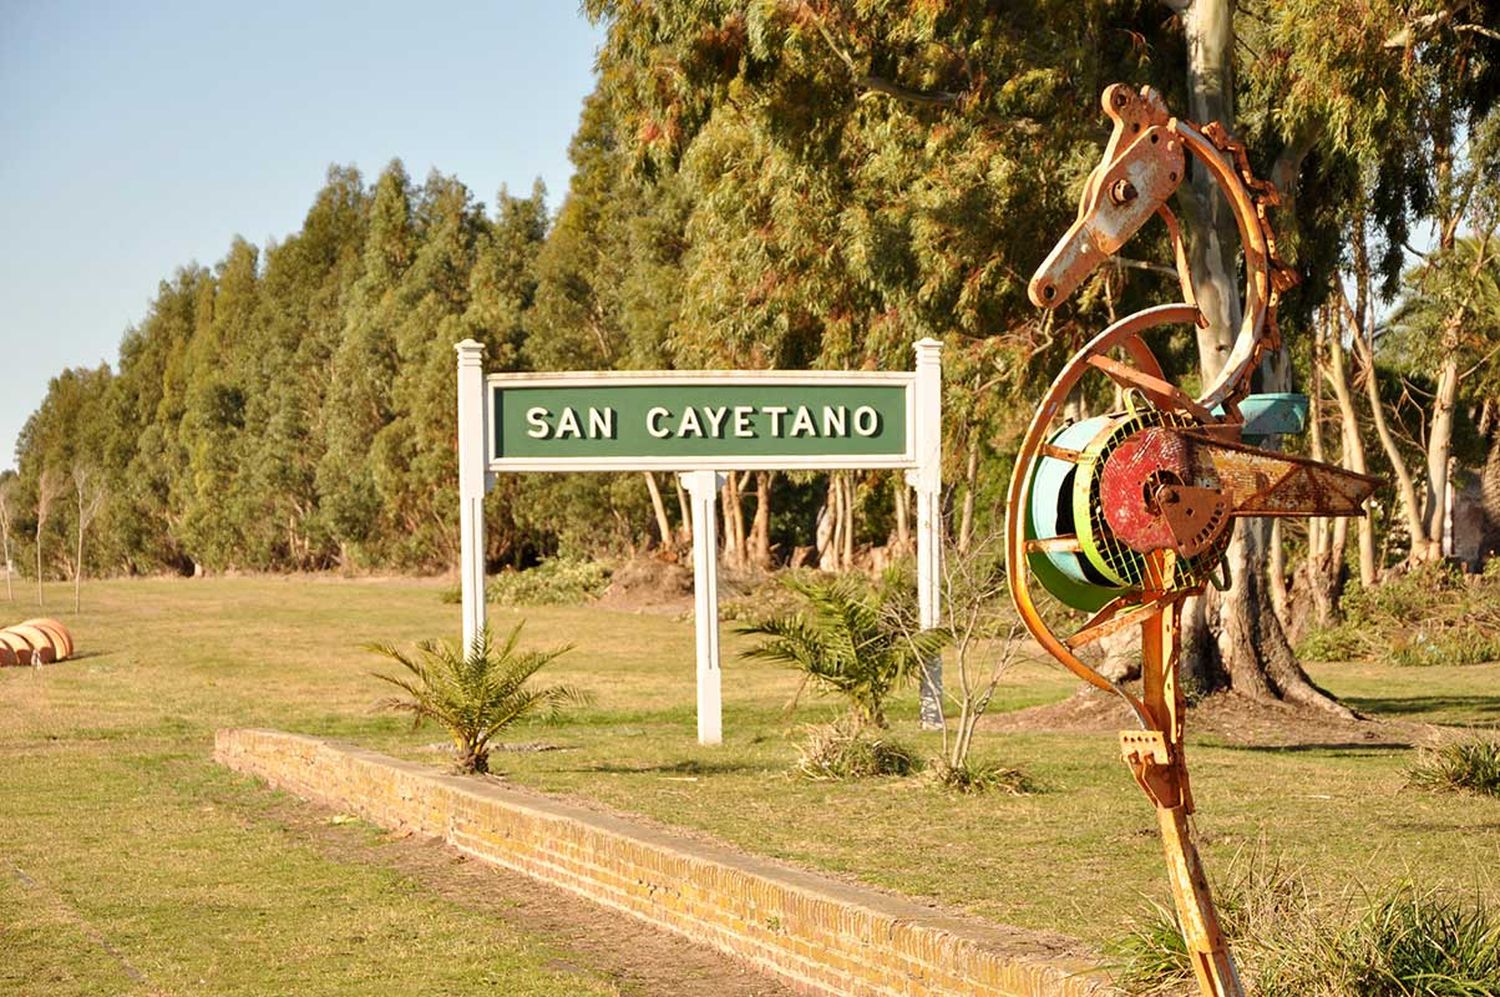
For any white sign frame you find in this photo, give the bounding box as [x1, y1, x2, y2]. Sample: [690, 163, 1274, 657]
[456, 340, 945, 745]
[484, 370, 919, 473]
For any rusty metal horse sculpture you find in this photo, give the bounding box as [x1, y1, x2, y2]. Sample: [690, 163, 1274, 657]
[1005, 85, 1380, 996]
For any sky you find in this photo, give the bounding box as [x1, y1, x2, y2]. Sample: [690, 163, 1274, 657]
[0, 1, 606, 471]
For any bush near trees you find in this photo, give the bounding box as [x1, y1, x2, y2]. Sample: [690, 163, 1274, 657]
[1299, 562, 1500, 667]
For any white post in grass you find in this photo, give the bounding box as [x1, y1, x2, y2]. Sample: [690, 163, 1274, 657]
[681, 469, 725, 746]
[909, 337, 944, 729]
[455, 339, 488, 654]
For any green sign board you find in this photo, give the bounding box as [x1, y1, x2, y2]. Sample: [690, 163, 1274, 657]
[488, 373, 915, 471]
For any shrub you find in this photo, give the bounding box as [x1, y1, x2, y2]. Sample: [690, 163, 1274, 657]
[736, 572, 948, 728]
[1408, 736, 1500, 797]
[1298, 563, 1500, 667]
[489, 558, 612, 606]
[440, 558, 612, 607]
[792, 716, 920, 781]
[368, 623, 589, 774]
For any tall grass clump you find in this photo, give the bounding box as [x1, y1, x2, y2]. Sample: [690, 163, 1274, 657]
[1408, 736, 1500, 797]
[791, 715, 921, 781]
[1109, 846, 1315, 995]
[1111, 848, 1500, 996]
[1298, 562, 1500, 666]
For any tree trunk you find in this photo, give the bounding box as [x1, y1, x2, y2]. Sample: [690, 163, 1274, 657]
[0, 501, 12, 602]
[817, 476, 838, 571]
[1301, 327, 1336, 632]
[957, 437, 979, 554]
[720, 472, 742, 568]
[893, 475, 911, 555]
[674, 476, 693, 545]
[1216, 521, 1354, 718]
[1268, 519, 1292, 631]
[1180, 0, 1242, 378]
[1345, 290, 1429, 557]
[1172, 0, 1348, 715]
[1324, 313, 1378, 586]
[749, 471, 773, 569]
[840, 473, 855, 570]
[74, 511, 84, 614]
[1419, 351, 1461, 563]
[643, 472, 673, 551]
[1482, 418, 1500, 558]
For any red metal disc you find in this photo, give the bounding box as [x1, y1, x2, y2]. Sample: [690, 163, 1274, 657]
[1099, 427, 1199, 552]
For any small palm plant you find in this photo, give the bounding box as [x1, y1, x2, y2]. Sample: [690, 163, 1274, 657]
[736, 573, 948, 729]
[368, 623, 589, 774]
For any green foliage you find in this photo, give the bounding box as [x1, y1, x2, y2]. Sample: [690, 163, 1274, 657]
[1299, 564, 1500, 666]
[16, 1, 1500, 583]
[368, 624, 588, 774]
[717, 568, 824, 622]
[790, 716, 920, 782]
[735, 571, 948, 728]
[1108, 899, 1192, 996]
[477, 558, 613, 607]
[1408, 737, 1500, 798]
[1321, 887, 1500, 996]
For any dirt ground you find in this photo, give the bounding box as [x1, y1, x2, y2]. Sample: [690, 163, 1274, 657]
[253, 792, 795, 997]
[984, 685, 1425, 749]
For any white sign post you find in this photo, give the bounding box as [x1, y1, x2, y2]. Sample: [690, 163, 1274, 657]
[456, 339, 488, 654]
[454, 339, 943, 745]
[909, 338, 944, 729]
[682, 469, 726, 744]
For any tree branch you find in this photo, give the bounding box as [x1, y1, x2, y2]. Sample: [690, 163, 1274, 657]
[810, 8, 1037, 131]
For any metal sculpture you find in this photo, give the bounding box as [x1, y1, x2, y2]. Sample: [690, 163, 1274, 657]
[0, 617, 75, 666]
[1006, 84, 1380, 996]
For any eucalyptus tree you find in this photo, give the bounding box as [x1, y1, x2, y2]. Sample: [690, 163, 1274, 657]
[178, 237, 259, 570]
[464, 183, 552, 567]
[241, 166, 370, 569]
[370, 171, 489, 566]
[528, 90, 690, 559]
[111, 268, 212, 573]
[1115, 0, 1500, 710]
[1247, 0, 1500, 572]
[583, 0, 1181, 566]
[318, 160, 417, 565]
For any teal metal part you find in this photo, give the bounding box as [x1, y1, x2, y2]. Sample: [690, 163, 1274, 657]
[1215, 393, 1308, 442]
[1025, 417, 1123, 612]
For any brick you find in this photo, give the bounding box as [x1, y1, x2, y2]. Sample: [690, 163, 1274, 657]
[214, 728, 1115, 997]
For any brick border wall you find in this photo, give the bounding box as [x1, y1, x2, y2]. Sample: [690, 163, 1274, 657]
[215, 729, 1115, 997]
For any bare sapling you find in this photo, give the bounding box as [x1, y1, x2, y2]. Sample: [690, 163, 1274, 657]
[897, 535, 1030, 792]
[72, 463, 106, 613]
[0, 479, 14, 602]
[35, 469, 62, 607]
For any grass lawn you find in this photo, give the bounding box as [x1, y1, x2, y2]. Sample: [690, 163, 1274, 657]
[4, 576, 1499, 993]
